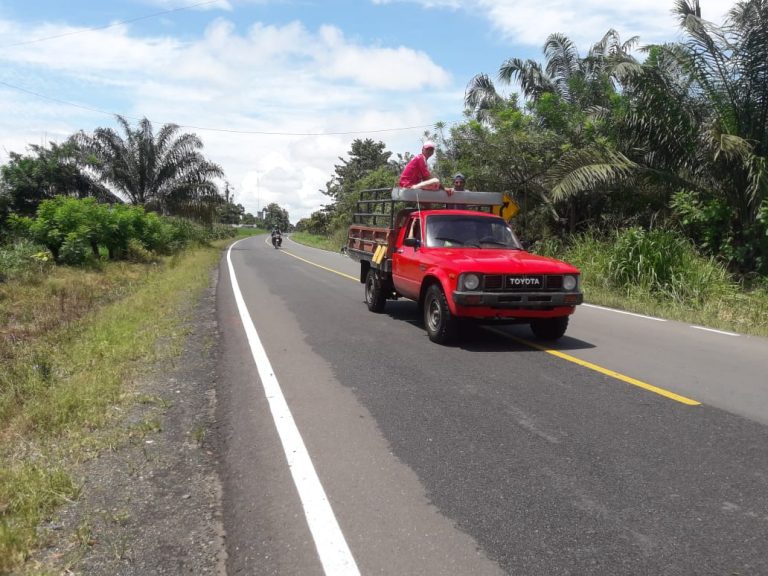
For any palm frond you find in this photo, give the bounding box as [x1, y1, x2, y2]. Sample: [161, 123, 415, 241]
[547, 146, 639, 201]
[464, 73, 502, 123]
[544, 32, 581, 77]
[498, 58, 556, 99]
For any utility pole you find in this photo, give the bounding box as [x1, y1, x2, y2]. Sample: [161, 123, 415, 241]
[256, 171, 261, 213]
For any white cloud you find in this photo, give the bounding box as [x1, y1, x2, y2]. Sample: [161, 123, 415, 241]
[475, 0, 734, 48]
[0, 15, 457, 222]
[384, 0, 735, 50]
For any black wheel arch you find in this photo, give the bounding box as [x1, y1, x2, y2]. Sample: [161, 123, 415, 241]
[418, 275, 444, 309]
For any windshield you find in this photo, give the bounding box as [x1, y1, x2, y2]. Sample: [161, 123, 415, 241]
[425, 215, 523, 249]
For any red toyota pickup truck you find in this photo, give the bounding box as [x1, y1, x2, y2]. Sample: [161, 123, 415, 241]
[346, 187, 583, 344]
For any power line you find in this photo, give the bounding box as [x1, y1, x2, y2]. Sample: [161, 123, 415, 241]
[1, 0, 224, 48]
[0, 79, 447, 136]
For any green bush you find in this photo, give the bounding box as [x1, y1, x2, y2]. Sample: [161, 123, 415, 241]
[2, 197, 237, 272]
[27, 197, 103, 263]
[125, 237, 155, 263]
[58, 231, 90, 265]
[162, 218, 236, 252]
[102, 204, 149, 259]
[165, 217, 206, 252]
[558, 227, 737, 306]
[0, 239, 53, 281]
[607, 227, 731, 303]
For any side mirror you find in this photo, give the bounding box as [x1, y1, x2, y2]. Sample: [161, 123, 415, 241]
[520, 239, 531, 251]
[403, 237, 421, 249]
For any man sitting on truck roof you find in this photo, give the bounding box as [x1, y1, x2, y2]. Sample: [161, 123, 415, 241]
[399, 141, 436, 188]
[398, 142, 453, 208]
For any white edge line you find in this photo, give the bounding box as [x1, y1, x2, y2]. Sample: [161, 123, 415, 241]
[584, 304, 740, 336]
[583, 303, 667, 321]
[690, 325, 740, 336]
[227, 239, 360, 576]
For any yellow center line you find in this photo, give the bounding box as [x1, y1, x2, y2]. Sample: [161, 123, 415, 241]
[499, 331, 701, 406]
[275, 238, 701, 407]
[280, 248, 359, 281]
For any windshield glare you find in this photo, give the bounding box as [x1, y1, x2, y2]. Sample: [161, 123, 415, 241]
[425, 215, 522, 249]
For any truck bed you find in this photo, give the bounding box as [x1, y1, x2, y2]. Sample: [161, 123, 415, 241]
[347, 225, 391, 255]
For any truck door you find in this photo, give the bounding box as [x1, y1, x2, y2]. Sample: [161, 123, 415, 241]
[392, 216, 423, 299]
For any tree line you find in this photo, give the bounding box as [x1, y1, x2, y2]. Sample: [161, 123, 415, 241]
[0, 115, 294, 268]
[297, 0, 768, 278]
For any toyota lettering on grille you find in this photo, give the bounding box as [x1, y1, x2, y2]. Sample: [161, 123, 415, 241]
[506, 276, 543, 289]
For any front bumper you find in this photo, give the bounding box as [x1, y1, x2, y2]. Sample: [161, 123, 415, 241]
[453, 290, 583, 309]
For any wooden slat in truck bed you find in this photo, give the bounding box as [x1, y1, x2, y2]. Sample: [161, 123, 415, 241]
[347, 225, 393, 259]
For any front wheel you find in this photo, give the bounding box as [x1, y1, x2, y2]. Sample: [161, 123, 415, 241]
[364, 268, 388, 313]
[423, 284, 458, 344]
[530, 316, 569, 340]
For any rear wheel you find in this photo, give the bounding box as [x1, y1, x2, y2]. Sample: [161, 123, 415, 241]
[530, 316, 569, 340]
[423, 284, 458, 344]
[364, 268, 387, 313]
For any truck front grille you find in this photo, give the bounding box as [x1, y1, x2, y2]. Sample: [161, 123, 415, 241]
[483, 274, 565, 292]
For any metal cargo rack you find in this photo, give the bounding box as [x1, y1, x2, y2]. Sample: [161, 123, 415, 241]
[351, 187, 504, 228]
[347, 187, 509, 269]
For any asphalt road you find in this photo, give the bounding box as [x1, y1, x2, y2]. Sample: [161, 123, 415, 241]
[216, 234, 768, 576]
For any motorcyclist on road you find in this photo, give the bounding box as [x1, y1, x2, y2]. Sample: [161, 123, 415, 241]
[271, 226, 282, 248]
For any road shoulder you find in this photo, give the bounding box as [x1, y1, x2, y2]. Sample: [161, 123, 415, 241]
[24, 272, 226, 575]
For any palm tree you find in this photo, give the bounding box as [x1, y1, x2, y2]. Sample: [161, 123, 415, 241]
[670, 0, 768, 221]
[74, 115, 225, 220]
[466, 30, 637, 122]
[463, 73, 504, 124]
[463, 30, 641, 232]
[557, 0, 768, 271]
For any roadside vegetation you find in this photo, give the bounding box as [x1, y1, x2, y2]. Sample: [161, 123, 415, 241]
[0, 227, 264, 573]
[0, 226, 269, 573]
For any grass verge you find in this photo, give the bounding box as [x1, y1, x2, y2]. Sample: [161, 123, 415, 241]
[0, 241, 229, 573]
[290, 230, 347, 253]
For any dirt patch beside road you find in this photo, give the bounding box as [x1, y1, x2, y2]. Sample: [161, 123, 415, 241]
[24, 273, 227, 575]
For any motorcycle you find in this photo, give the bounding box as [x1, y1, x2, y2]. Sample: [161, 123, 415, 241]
[271, 233, 282, 249]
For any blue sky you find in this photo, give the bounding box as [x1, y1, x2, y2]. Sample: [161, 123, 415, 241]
[0, 0, 733, 221]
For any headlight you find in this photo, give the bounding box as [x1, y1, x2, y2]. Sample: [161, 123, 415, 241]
[462, 273, 481, 291]
[563, 275, 578, 290]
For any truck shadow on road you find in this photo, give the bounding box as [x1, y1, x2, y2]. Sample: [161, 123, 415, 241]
[382, 301, 596, 353]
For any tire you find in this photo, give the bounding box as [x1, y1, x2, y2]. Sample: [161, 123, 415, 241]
[364, 268, 387, 313]
[423, 284, 458, 344]
[530, 316, 569, 340]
